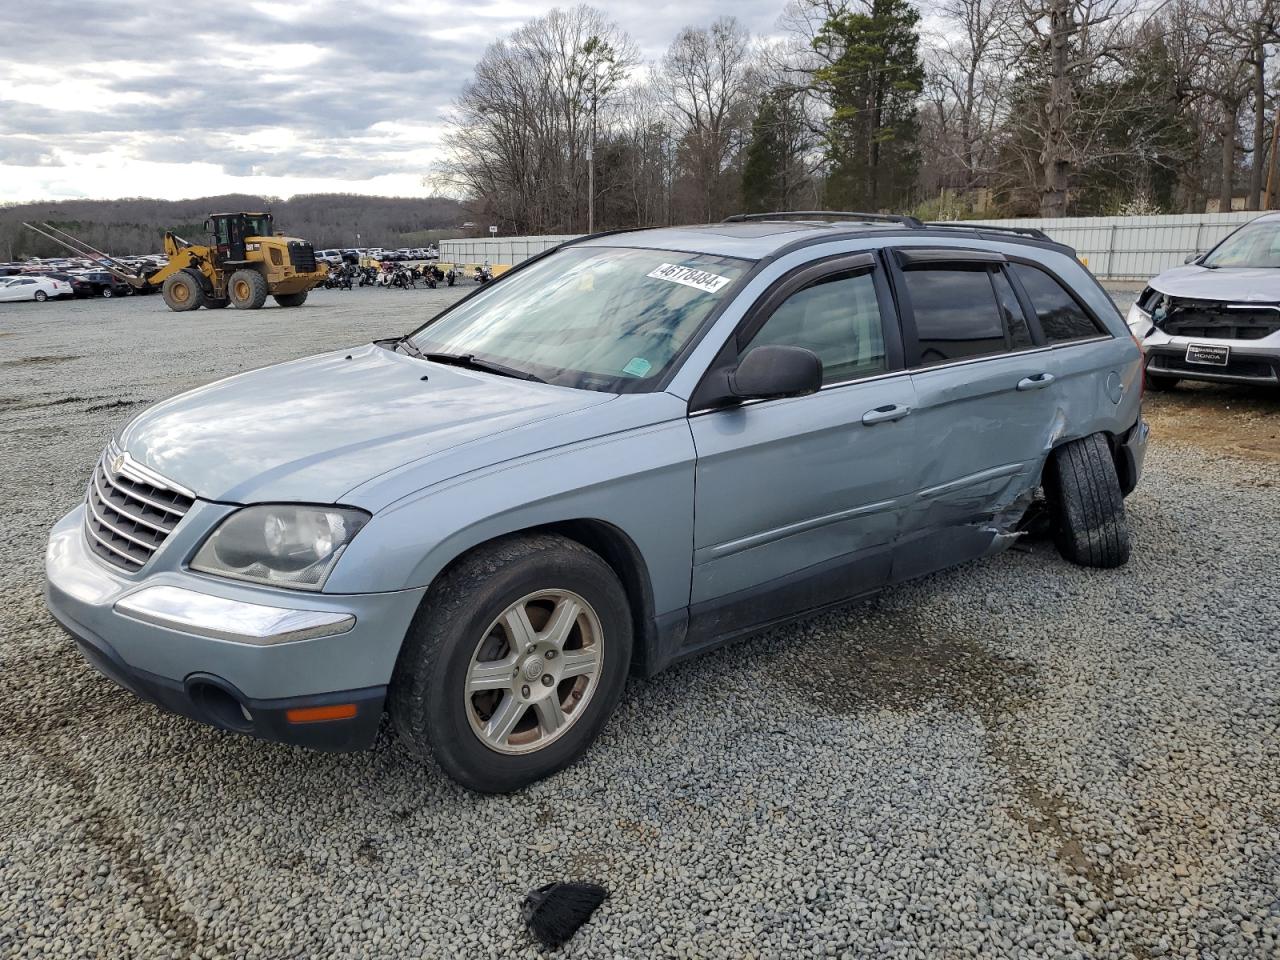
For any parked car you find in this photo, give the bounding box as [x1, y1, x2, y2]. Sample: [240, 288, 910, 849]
[1128, 212, 1280, 388]
[0, 275, 73, 302]
[315, 250, 344, 266]
[79, 271, 135, 298]
[46, 272, 96, 298]
[45, 215, 1147, 792]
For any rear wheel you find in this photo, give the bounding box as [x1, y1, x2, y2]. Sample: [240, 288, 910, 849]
[33, 290, 47, 302]
[161, 270, 205, 312]
[101, 287, 114, 299]
[1045, 433, 1131, 569]
[273, 291, 308, 308]
[228, 269, 269, 309]
[390, 534, 632, 793]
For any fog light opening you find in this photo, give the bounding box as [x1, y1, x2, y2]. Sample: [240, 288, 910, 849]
[189, 681, 254, 732]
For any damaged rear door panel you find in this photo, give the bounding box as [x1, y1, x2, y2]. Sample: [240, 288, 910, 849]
[887, 248, 1061, 581]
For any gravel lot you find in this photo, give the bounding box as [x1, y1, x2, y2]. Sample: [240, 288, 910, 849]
[2, 286, 1277, 959]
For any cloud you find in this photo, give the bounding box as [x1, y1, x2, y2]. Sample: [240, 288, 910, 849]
[0, 0, 786, 202]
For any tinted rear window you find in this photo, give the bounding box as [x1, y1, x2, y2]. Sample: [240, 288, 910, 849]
[903, 268, 1007, 366]
[1012, 264, 1103, 343]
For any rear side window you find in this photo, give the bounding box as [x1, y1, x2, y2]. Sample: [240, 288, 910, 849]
[902, 268, 1008, 366]
[746, 270, 886, 384]
[1011, 264, 1104, 342]
[992, 270, 1034, 350]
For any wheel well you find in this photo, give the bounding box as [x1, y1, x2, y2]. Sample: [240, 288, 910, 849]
[434, 520, 657, 676]
[1041, 430, 1125, 491]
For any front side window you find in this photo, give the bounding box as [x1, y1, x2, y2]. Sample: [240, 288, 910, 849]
[409, 246, 750, 392]
[1011, 263, 1103, 343]
[1201, 218, 1280, 268]
[903, 267, 1008, 366]
[745, 269, 886, 384]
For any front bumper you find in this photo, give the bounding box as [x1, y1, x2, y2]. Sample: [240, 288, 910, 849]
[1138, 323, 1280, 385]
[45, 505, 427, 751]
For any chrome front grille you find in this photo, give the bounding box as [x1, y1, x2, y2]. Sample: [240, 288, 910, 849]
[84, 445, 195, 570]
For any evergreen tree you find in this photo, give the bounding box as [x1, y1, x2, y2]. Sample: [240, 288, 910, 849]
[742, 93, 788, 213]
[811, 0, 924, 211]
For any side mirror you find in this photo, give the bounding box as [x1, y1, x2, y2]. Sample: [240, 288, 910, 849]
[728, 345, 823, 401]
[1184, 252, 1201, 264]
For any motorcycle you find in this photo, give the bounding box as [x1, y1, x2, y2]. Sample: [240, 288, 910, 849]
[474, 264, 493, 283]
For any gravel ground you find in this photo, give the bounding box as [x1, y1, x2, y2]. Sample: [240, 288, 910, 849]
[1, 286, 1278, 959]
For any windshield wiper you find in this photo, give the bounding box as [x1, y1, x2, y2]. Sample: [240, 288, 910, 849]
[408, 344, 546, 383]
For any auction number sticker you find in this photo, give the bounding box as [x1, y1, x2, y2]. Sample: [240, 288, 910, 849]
[647, 263, 732, 293]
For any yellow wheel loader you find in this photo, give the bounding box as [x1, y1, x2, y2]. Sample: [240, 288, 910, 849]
[23, 213, 328, 313]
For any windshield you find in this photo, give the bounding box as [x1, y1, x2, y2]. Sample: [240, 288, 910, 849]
[1202, 219, 1280, 268]
[246, 215, 273, 237]
[408, 246, 750, 391]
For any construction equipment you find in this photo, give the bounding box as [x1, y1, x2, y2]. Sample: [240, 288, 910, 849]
[23, 213, 328, 312]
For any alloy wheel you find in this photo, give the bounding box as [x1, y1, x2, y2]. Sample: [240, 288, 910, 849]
[464, 590, 603, 755]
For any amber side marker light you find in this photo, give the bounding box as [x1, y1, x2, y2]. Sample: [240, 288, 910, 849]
[286, 703, 358, 724]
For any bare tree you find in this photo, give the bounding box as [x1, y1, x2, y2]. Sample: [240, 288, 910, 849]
[1016, 0, 1142, 217]
[440, 6, 636, 233]
[661, 17, 756, 221]
[921, 0, 1019, 204]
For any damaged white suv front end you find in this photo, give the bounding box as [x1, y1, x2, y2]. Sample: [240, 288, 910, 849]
[1130, 214, 1280, 387]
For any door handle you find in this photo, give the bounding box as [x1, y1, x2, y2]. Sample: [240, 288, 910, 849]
[861, 403, 912, 425]
[1016, 372, 1056, 391]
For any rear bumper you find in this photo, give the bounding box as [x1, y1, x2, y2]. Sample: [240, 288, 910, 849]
[1116, 418, 1149, 497]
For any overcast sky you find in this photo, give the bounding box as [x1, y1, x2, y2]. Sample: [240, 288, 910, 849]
[1, 0, 788, 203]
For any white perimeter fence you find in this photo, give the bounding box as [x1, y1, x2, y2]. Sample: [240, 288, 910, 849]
[441, 212, 1262, 281]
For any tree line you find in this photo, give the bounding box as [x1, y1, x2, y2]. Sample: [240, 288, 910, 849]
[440, 0, 1280, 230]
[0, 194, 467, 260]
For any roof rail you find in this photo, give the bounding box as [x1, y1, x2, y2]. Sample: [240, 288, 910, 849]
[923, 221, 1052, 242]
[724, 211, 924, 228]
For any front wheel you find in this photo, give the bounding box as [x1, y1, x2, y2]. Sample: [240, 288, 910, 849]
[161, 270, 205, 311]
[101, 288, 114, 299]
[390, 534, 632, 792]
[228, 269, 269, 309]
[273, 291, 308, 308]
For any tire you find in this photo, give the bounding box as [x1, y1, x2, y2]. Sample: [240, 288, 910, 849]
[161, 270, 205, 312]
[1044, 433, 1131, 569]
[33, 290, 47, 302]
[390, 534, 633, 793]
[1144, 370, 1177, 391]
[101, 287, 113, 299]
[273, 291, 308, 307]
[227, 269, 268, 309]
[204, 298, 229, 309]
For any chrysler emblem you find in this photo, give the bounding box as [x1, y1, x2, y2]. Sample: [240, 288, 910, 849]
[111, 454, 126, 475]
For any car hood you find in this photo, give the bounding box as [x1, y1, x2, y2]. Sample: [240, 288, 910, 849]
[1149, 264, 1280, 302]
[118, 343, 613, 504]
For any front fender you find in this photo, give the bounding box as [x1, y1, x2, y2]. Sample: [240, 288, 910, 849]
[324, 418, 697, 617]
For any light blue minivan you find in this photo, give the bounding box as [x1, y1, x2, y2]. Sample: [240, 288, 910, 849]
[46, 214, 1148, 791]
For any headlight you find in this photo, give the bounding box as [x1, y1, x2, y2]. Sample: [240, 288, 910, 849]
[191, 505, 370, 591]
[1125, 302, 1153, 339]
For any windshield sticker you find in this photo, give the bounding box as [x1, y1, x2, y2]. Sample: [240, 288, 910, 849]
[646, 263, 733, 294]
[622, 357, 652, 377]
